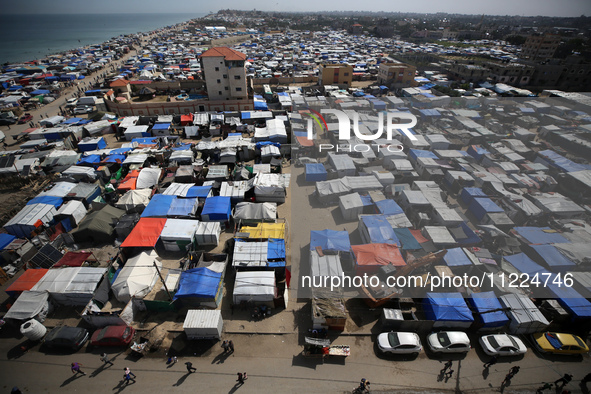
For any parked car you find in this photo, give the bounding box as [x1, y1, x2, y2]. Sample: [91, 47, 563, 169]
[427, 331, 471, 353]
[377, 332, 422, 355]
[65, 98, 78, 108]
[531, 332, 589, 355]
[18, 113, 33, 124]
[74, 106, 94, 114]
[0, 118, 17, 126]
[479, 334, 527, 357]
[90, 325, 135, 347]
[44, 326, 89, 351]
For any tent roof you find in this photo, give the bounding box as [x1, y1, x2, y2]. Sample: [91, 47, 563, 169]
[424, 292, 474, 322]
[309, 229, 350, 252]
[351, 243, 406, 267]
[174, 267, 222, 300]
[5, 269, 48, 294]
[467, 291, 509, 326]
[121, 218, 167, 247]
[141, 194, 176, 218]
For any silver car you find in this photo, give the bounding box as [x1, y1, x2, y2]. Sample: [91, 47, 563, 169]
[479, 334, 527, 357]
[427, 331, 471, 353]
[377, 332, 422, 355]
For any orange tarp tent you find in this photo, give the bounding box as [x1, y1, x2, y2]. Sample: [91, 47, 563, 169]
[120, 218, 167, 248]
[118, 170, 140, 192]
[351, 243, 406, 275]
[5, 268, 48, 297]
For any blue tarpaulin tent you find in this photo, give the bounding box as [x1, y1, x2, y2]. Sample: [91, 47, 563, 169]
[305, 163, 327, 182]
[424, 293, 474, 327]
[375, 199, 404, 216]
[460, 187, 487, 205]
[309, 229, 350, 252]
[201, 196, 231, 222]
[141, 194, 176, 218]
[467, 145, 489, 161]
[469, 197, 503, 221]
[409, 149, 438, 162]
[132, 137, 159, 145]
[360, 215, 400, 246]
[267, 238, 286, 267]
[30, 89, 50, 95]
[530, 244, 576, 272]
[504, 253, 547, 276]
[443, 247, 472, 267]
[467, 291, 509, 328]
[514, 227, 569, 245]
[392, 228, 421, 250]
[0, 233, 16, 250]
[167, 198, 196, 217]
[450, 222, 482, 246]
[174, 267, 222, 300]
[185, 186, 212, 199]
[26, 196, 63, 209]
[152, 123, 170, 132]
[78, 137, 107, 152]
[77, 155, 101, 165]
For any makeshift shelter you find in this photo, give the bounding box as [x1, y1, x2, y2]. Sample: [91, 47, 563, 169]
[53, 251, 93, 268]
[253, 173, 290, 203]
[141, 194, 176, 218]
[233, 271, 276, 305]
[232, 239, 285, 268]
[183, 309, 223, 339]
[467, 291, 510, 330]
[315, 178, 352, 204]
[310, 250, 344, 278]
[55, 200, 87, 228]
[375, 199, 404, 216]
[201, 196, 231, 222]
[499, 293, 549, 334]
[4, 203, 57, 238]
[72, 205, 124, 243]
[120, 218, 167, 248]
[240, 223, 285, 239]
[118, 169, 140, 191]
[513, 226, 569, 245]
[66, 183, 101, 208]
[423, 292, 474, 328]
[160, 219, 199, 252]
[116, 189, 152, 213]
[469, 197, 504, 221]
[351, 243, 405, 275]
[339, 193, 364, 222]
[305, 163, 327, 182]
[111, 251, 162, 302]
[443, 247, 473, 267]
[233, 202, 277, 221]
[136, 167, 161, 189]
[195, 222, 222, 246]
[5, 269, 48, 297]
[31, 267, 107, 306]
[529, 244, 576, 273]
[358, 215, 400, 246]
[309, 230, 350, 253]
[174, 266, 224, 308]
[167, 198, 197, 218]
[3, 290, 50, 322]
[164, 183, 212, 199]
[78, 137, 106, 152]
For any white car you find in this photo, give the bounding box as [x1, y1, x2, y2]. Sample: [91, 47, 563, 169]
[479, 334, 527, 357]
[377, 332, 422, 355]
[74, 106, 94, 114]
[427, 331, 471, 353]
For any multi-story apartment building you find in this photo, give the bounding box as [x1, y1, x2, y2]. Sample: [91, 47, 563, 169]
[377, 61, 417, 89]
[318, 64, 354, 87]
[200, 47, 248, 101]
[521, 34, 561, 61]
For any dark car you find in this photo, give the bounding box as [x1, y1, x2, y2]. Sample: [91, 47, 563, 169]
[0, 118, 17, 126]
[44, 326, 89, 351]
[90, 325, 135, 347]
[17, 113, 33, 124]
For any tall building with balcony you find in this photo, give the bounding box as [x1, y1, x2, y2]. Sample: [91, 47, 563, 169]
[200, 47, 248, 101]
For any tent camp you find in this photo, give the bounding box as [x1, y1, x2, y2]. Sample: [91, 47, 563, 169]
[201, 196, 231, 222]
[112, 251, 162, 303]
[120, 218, 167, 248]
[31, 267, 107, 306]
[233, 271, 276, 305]
[3, 290, 50, 322]
[4, 203, 57, 238]
[5, 269, 48, 297]
[423, 292, 474, 329]
[72, 205, 124, 243]
[233, 202, 277, 221]
[116, 189, 152, 213]
[160, 219, 199, 252]
[466, 291, 509, 329]
[174, 266, 224, 308]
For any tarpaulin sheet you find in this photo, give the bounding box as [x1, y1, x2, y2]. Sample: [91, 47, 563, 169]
[78, 155, 101, 165]
[267, 238, 286, 260]
[53, 251, 92, 268]
[241, 223, 285, 239]
[5, 269, 48, 296]
[504, 253, 547, 276]
[467, 291, 509, 328]
[201, 196, 231, 222]
[351, 243, 406, 267]
[305, 163, 327, 182]
[409, 149, 437, 161]
[26, 196, 63, 209]
[136, 167, 161, 189]
[392, 228, 422, 250]
[141, 194, 176, 218]
[118, 170, 140, 191]
[469, 197, 503, 221]
[167, 198, 197, 217]
[309, 229, 350, 252]
[121, 218, 167, 247]
[460, 187, 487, 205]
[410, 229, 429, 243]
[530, 244, 576, 271]
[360, 215, 400, 246]
[514, 227, 569, 245]
[174, 267, 222, 300]
[0, 233, 16, 250]
[103, 154, 126, 163]
[450, 222, 482, 245]
[443, 247, 473, 267]
[424, 292, 474, 322]
[375, 199, 404, 216]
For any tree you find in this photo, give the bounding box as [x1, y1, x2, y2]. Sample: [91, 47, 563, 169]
[505, 35, 526, 46]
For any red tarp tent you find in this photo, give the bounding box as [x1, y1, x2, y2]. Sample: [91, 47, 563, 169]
[351, 243, 406, 275]
[118, 169, 140, 192]
[121, 218, 167, 248]
[5, 268, 48, 297]
[53, 251, 93, 268]
[410, 229, 429, 243]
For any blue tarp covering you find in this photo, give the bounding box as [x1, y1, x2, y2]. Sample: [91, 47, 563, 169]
[530, 245, 576, 272]
[538, 150, 591, 173]
[460, 187, 487, 205]
[467, 291, 510, 328]
[185, 186, 212, 199]
[409, 149, 438, 161]
[173, 267, 222, 300]
[268, 238, 286, 263]
[103, 154, 126, 163]
[253, 96, 268, 110]
[467, 145, 489, 161]
[141, 194, 176, 218]
[30, 89, 50, 95]
[0, 233, 16, 250]
[132, 137, 159, 145]
[26, 196, 63, 208]
[375, 199, 404, 216]
[78, 138, 106, 152]
[201, 196, 231, 221]
[110, 148, 133, 155]
[167, 198, 196, 217]
[360, 215, 400, 246]
[309, 229, 350, 252]
[419, 109, 441, 117]
[152, 123, 170, 131]
[423, 292, 474, 322]
[62, 117, 84, 124]
[78, 155, 101, 165]
[514, 227, 569, 245]
[443, 247, 472, 267]
[360, 195, 373, 206]
[305, 163, 327, 182]
[469, 197, 503, 221]
[451, 222, 482, 246]
[392, 228, 422, 250]
[504, 253, 548, 276]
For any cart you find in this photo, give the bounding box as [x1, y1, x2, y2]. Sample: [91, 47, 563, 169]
[130, 336, 150, 356]
[303, 337, 350, 360]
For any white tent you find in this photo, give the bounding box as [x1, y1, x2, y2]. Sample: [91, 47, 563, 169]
[195, 221, 221, 246]
[116, 189, 152, 213]
[499, 294, 549, 334]
[31, 267, 107, 306]
[56, 200, 87, 227]
[112, 251, 162, 303]
[253, 173, 291, 203]
[4, 203, 57, 238]
[233, 271, 276, 304]
[136, 167, 161, 189]
[310, 250, 343, 278]
[160, 219, 199, 252]
[233, 202, 277, 220]
[339, 193, 364, 222]
[4, 291, 50, 322]
[124, 125, 149, 141]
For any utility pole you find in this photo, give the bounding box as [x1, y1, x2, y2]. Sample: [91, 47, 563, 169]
[153, 261, 173, 301]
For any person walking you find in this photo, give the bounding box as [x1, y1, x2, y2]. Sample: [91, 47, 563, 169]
[237, 372, 245, 384]
[509, 366, 520, 376]
[555, 374, 573, 389]
[483, 355, 498, 368]
[100, 353, 114, 366]
[221, 340, 229, 353]
[71, 362, 86, 376]
[123, 367, 136, 383]
[185, 361, 196, 373]
[536, 382, 553, 393]
[441, 360, 453, 374]
[228, 340, 234, 353]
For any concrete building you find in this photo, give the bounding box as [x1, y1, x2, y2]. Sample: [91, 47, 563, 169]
[319, 64, 353, 87]
[447, 63, 489, 84]
[521, 34, 560, 61]
[200, 47, 248, 101]
[377, 61, 417, 89]
[486, 62, 535, 87]
[349, 23, 363, 35]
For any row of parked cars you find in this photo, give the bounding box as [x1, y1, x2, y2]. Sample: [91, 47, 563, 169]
[377, 331, 589, 357]
[43, 325, 135, 351]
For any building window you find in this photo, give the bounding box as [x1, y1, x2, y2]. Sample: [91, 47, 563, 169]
[343, 72, 349, 76]
[236, 87, 242, 91]
[218, 91, 222, 95]
[215, 67, 219, 71]
[225, 87, 229, 90]
[223, 74, 228, 79]
[217, 79, 221, 83]
[234, 75, 241, 80]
